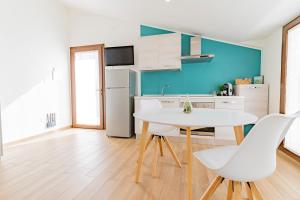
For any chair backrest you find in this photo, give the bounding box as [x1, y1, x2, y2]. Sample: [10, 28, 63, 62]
[139, 99, 162, 113]
[219, 111, 300, 181]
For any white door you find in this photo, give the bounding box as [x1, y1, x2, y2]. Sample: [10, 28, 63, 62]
[70, 45, 104, 129]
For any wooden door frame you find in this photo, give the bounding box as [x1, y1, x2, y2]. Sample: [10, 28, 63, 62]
[279, 16, 300, 161]
[70, 44, 106, 130]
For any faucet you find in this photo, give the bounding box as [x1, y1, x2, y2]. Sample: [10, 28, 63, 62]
[161, 84, 170, 96]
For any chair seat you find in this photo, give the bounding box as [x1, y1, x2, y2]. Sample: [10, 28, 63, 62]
[148, 123, 178, 137]
[193, 145, 238, 170]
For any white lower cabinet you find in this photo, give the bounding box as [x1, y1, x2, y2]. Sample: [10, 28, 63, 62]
[159, 98, 180, 108]
[214, 98, 245, 141]
[234, 84, 268, 119]
[134, 97, 180, 135]
[134, 96, 245, 142]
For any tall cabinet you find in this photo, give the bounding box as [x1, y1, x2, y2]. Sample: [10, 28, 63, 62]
[234, 84, 269, 119]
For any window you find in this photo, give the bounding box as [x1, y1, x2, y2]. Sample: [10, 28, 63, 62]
[280, 16, 300, 160]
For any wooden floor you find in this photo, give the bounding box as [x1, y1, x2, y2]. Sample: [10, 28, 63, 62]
[0, 129, 300, 200]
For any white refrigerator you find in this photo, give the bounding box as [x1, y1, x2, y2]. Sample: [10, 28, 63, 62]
[105, 67, 136, 137]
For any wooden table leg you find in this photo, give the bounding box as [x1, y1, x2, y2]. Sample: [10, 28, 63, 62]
[233, 126, 244, 145]
[186, 127, 193, 200]
[135, 121, 149, 183]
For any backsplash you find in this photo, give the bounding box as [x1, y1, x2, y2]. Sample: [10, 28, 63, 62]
[140, 25, 261, 95]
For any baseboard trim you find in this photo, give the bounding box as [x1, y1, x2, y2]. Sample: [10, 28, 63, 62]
[4, 125, 72, 147]
[278, 146, 300, 163]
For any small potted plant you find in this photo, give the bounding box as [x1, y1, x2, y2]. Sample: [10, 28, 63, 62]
[183, 95, 192, 113]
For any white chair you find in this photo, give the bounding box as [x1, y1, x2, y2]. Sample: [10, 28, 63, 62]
[193, 111, 300, 200]
[139, 99, 182, 176]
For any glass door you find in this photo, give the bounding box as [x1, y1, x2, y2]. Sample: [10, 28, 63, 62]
[281, 17, 300, 159]
[284, 23, 300, 156]
[70, 45, 104, 129]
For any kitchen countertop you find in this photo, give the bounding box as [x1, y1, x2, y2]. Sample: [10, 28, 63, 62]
[134, 95, 245, 99]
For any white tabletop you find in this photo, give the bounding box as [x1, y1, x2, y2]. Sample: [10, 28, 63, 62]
[134, 108, 257, 127]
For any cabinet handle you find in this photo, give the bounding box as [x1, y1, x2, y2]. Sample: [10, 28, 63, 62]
[161, 100, 175, 103]
[222, 101, 236, 104]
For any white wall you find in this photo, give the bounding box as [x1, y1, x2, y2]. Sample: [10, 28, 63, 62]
[67, 8, 140, 47]
[67, 7, 142, 94]
[261, 28, 282, 113]
[0, 0, 71, 143]
[241, 39, 265, 49]
[0, 1, 284, 143]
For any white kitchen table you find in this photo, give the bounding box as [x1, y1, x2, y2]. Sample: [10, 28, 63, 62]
[134, 108, 257, 200]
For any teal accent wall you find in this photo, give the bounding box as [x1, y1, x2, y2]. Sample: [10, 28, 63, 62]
[244, 124, 255, 136]
[140, 25, 261, 95]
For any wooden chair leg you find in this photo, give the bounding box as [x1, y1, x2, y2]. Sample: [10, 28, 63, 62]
[144, 134, 154, 152]
[152, 136, 159, 177]
[162, 136, 182, 168]
[245, 182, 254, 200]
[226, 180, 233, 200]
[200, 176, 224, 200]
[136, 134, 154, 164]
[158, 136, 164, 156]
[233, 181, 242, 200]
[249, 182, 263, 200]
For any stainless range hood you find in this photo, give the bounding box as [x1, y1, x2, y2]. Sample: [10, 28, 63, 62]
[181, 36, 214, 63]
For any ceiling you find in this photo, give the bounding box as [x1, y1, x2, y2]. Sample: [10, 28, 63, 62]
[61, 0, 300, 42]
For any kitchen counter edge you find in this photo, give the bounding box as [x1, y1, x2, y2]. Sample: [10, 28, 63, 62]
[134, 95, 245, 99]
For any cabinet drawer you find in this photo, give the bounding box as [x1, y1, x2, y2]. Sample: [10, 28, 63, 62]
[159, 99, 180, 108]
[215, 99, 244, 110]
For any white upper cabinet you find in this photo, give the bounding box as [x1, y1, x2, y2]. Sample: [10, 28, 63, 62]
[137, 33, 181, 71]
[137, 36, 160, 69]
